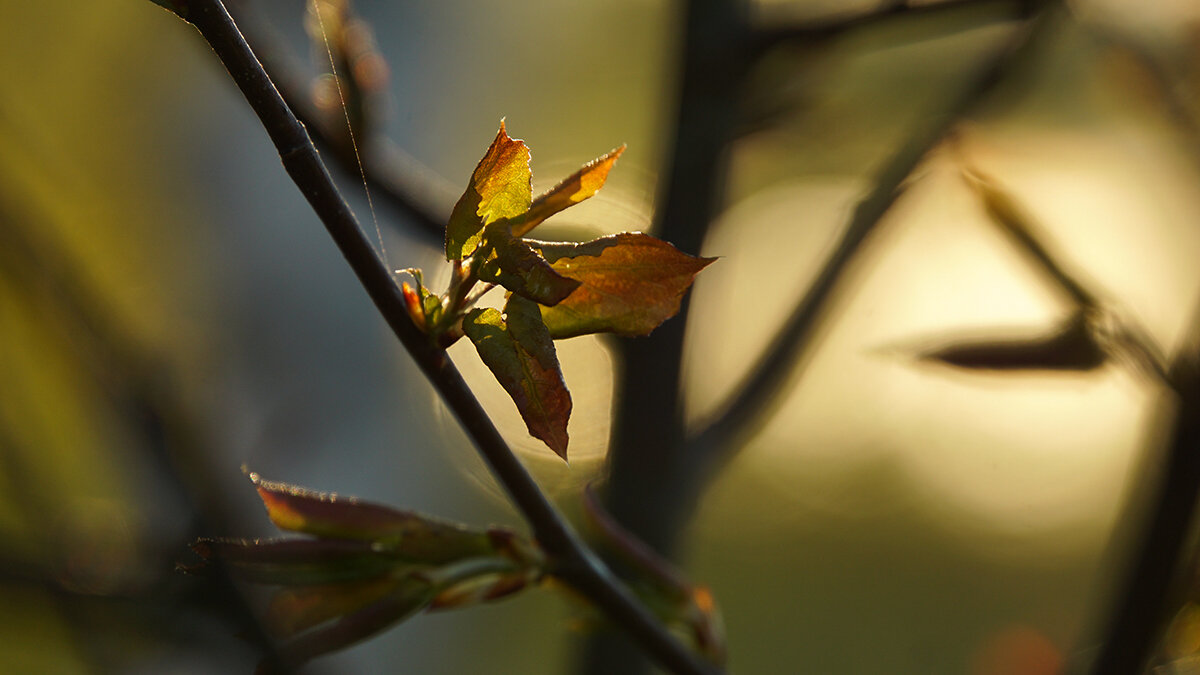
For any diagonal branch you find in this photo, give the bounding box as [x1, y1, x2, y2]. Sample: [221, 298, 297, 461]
[222, 0, 451, 241]
[150, 1, 719, 673]
[1087, 344, 1200, 675]
[749, 0, 1049, 61]
[688, 1, 1066, 472]
[957, 164, 1172, 384]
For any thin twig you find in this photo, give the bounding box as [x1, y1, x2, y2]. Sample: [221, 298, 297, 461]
[688, 1, 1065, 474]
[749, 0, 1045, 60]
[155, 2, 719, 673]
[222, 0, 451, 241]
[958, 164, 1173, 385]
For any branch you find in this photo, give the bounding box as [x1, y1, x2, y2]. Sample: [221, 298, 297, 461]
[1087, 351, 1200, 675]
[153, 1, 718, 673]
[957, 164, 1172, 384]
[749, 0, 1046, 59]
[0, 183, 295, 671]
[689, 1, 1066, 472]
[1085, 24, 1200, 176]
[222, 0, 451, 241]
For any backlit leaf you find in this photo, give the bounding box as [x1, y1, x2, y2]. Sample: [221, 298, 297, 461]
[445, 121, 532, 260]
[513, 145, 626, 237]
[463, 297, 571, 459]
[477, 221, 580, 306]
[533, 233, 715, 338]
[920, 316, 1107, 372]
[251, 474, 497, 562]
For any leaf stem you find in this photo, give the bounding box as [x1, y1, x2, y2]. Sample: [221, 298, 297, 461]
[157, 2, 719, 673]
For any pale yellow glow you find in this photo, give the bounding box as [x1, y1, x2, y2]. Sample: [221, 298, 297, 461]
[685, 122, 1200, 560]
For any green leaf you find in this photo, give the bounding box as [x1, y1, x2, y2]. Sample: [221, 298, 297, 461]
[512, 145, 625, 237]
[463, 297, 572, 459]
[445, 121, 532, 261]
[532, 232, 715, 338]
[477, 221, 580, 306]
[190, 538, 414, 586]
[250, 474, 498, 562]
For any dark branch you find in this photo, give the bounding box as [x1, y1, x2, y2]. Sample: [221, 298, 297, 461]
[158, 1, 719, 673]
[1087, 356, 1200, 675]
[689, 1, 1066, 473]
[749, 0, 1046, 60]
[958, 165, 1172, 384]
[223, 0, 451, 241]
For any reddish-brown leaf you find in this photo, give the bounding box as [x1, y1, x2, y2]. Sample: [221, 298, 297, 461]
[533, 232, 715, 338]
[270, 579, 438, 670]
[462, 297, 572, 459]
[266, 575, 411, 639]
[250, 474, 497, 561]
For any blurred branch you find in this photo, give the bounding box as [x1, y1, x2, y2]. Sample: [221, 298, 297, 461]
[687, 1, 1065, 476]
[1086, 24, 1200, 174]
[222, 0, 451, 242]
[750, 0, 1046, 60]
[155, 2, 719, 673]
[957, 164, 1172, 384]
[0, 190, 294, 672]
[1087, 348, 1200, 675]
[597, 3, 1059, 672]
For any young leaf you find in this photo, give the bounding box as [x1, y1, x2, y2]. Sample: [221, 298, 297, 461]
[445, 121, 532, 261]
[271, 579, 439, 670]
[532, 232, 715, 338]
[419, 555, 533, 610]
[919, 316, 1107, 372]
[512, 145, 626, 237]
[190, 538, 413, 585]
[250, 474, 498, 562]
[477, 221, 581, 306]
[463, 297, 572, 459]
[266, 575, 411, 639]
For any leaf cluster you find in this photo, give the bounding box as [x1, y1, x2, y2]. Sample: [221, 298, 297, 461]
[183, 474, 545, 671]
[403, 122, 713, 459]
[182, 474, 724, 671]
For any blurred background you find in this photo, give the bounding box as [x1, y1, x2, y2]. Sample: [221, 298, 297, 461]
[2, 0, 1200, 673]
